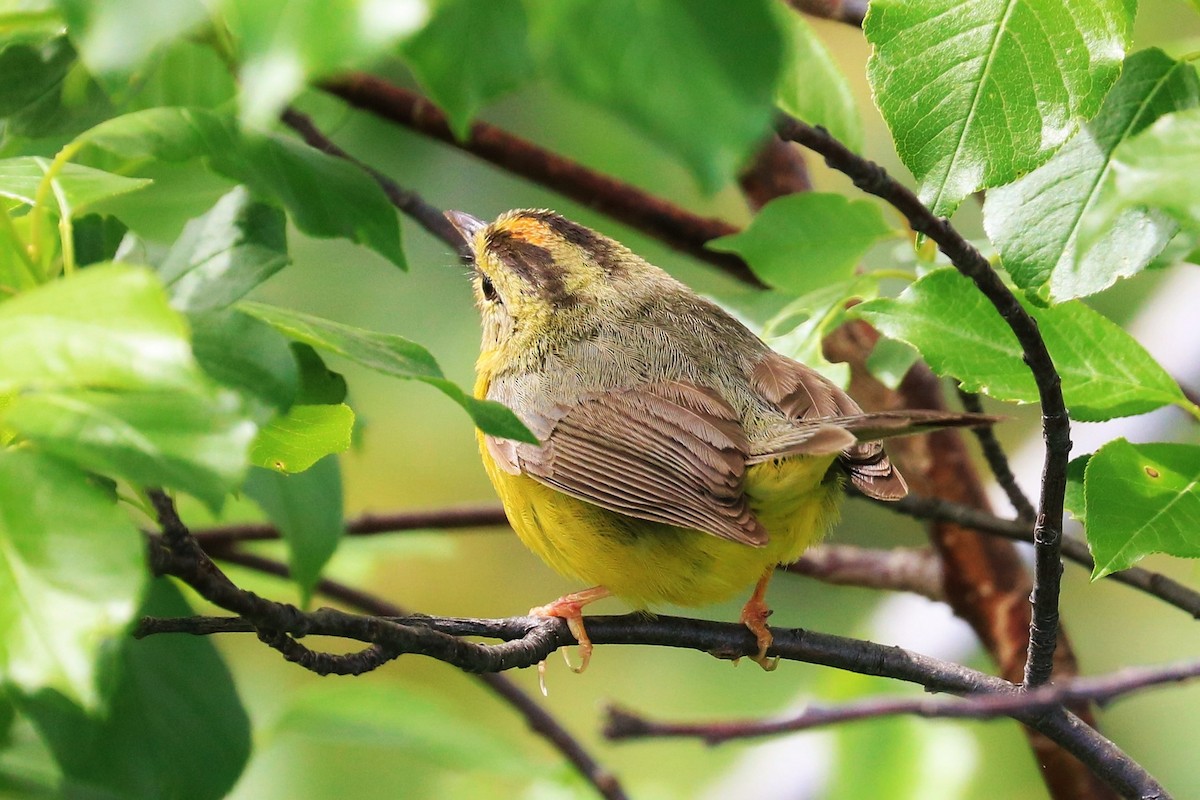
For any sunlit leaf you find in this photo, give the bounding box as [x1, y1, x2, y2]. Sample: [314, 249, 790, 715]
[0, 263, 198, 393]
[250, 403, 353, 474]
[854, 268, 1193, 420]
[22, 581, 251, 800]
[0, 158, 150, 215]
[1084, 440, 1200, 578]
[709, 193, 893, 295]
[5, 387, 257, 511]
[985, 49, 1199, 302]
[0, 451, 144, 707]
[763, 277, 880, 388]
[1083, 106, 1200, 253]
[240, 301, 537, 443]
[56, 0, 209, 78]
[866, 0, 1134, 217]
[244, 457, 343, 604]
[401, 0, 534, 138]
[528, 0, 783, 192]
[224, 0, 428, 127]
[159, 186, 290, 312]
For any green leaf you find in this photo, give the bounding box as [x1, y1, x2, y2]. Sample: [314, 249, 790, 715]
[866, 337, 921, 391]
[0, 263, 198, 393]
[774, 8, 862, 152]
[71, 214, 127, 267]
[1065, 454, 1089, 524]
[854, 268, 1194, 420]
[865, 0, 1134, 217]
[1084, 439, 1200, 578]
[528, 0, 783, 192]
[190, 308, 300, 415]
[56, 0, 209, 78]
[762, 277, 880, 388]
[708, 193, 893, 295]
[22, 580, 251, 800]
[239, 301, 537, 443]
[77, 108, 406, 269]
[0, 35, 76, 118]
[243, 457, 343, 604]
[401, 0, 534, 139]
[125, 40, 238, 111]
[292, 343, 347, 404]
[0, 451, 144, 707]
[5, 388, 257, 512]
[224, 0, 428, 127]
[250, 403, 353, 474]
[1084, 106, 1200, 252]
[985, 49, 1200, 302]
[0, 158, 151, 215]
[272, 682, 528, 774]
[159, 186, 290, 312]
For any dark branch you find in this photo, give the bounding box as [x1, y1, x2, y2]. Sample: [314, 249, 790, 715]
[135, 608, 1165, 800]
[604, 658, 1200, 743]
[318, 74, 763, 286]
[775, 114, 1072, 689]
[211, 548, 632, 797]
[957, 389, 1037, 523]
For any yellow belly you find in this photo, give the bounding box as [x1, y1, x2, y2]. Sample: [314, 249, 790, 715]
[479, 430, 842, 608]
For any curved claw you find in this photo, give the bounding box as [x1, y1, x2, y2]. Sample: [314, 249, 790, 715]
[529, 586, 610, 675]
[740, 569, 778, 672]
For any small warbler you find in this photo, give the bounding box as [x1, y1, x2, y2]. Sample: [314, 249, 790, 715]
[448, 208, 986, 672]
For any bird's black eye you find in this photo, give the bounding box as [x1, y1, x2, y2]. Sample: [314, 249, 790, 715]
[480, 273, 500, 303]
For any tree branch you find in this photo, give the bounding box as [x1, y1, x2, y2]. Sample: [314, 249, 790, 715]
[318, 74, 762, 286]
[604, 659, 1200, 743]
[775, 115, 1072, 689]
[145, 525, 630, 800]
[135, 607, 1167, 800]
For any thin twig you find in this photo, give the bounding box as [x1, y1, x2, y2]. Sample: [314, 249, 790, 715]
[958, 389, 1036, 523]
[604, 659, 1200, 743]
[775, 114, 1072, 689]
[279, 106, 467, 255]
[318, 75, 762, 286]
[783, 545, 944, 601]
[877, 493, 1200, 620]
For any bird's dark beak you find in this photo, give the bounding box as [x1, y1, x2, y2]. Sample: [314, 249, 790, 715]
[445, 210, 487, 244]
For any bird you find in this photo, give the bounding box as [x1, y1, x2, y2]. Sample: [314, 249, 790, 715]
[447, 208, 988, 673]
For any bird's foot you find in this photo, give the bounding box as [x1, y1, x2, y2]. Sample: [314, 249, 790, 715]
[739, 583, 779, 672]
[530, 586, 611, 682]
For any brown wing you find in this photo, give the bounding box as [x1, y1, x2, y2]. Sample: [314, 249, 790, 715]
[490, 381, 769, 547]
[752, 352, 909, 501]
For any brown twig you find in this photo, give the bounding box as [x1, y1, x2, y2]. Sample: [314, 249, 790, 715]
[604, 659, 1200, 743]
[958, 388, 1037, 523]
[783, 545, 944, 600]
[318, 74, 762, 286]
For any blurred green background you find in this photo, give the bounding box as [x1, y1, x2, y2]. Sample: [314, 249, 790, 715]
[101, 6, 1200, 799]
